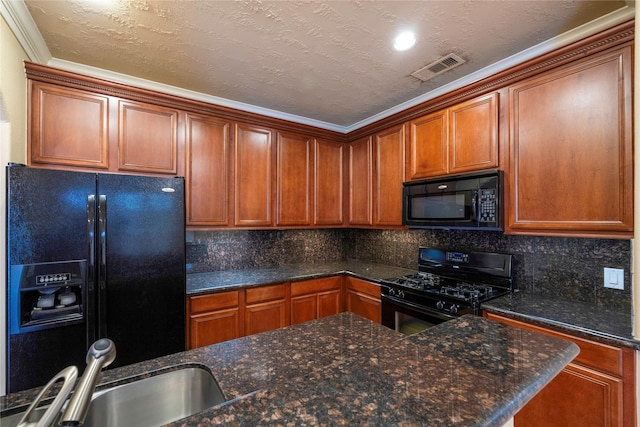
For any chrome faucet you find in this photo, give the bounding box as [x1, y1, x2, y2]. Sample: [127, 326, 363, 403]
[16, 366, 78, 427]
[60, 338, 116, 426]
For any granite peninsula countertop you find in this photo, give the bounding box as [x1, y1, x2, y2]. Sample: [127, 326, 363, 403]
[186, 260, 415, 295]
[482, 292, 640, 350]
[0, 313, 578, 427]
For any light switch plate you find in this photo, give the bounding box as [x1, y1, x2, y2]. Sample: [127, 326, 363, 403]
[603, 267, 624, 290]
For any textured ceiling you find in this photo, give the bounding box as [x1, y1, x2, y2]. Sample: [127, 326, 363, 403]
[24, 0, 628, 128]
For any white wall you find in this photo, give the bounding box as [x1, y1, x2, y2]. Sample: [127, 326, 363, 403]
[0, 13, 29, 397]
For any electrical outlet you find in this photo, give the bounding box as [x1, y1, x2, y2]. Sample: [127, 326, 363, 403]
[603, 267, 624, 290]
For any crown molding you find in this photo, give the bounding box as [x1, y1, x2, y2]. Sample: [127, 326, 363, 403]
[343, 5, 636, 134]
[46, 58, 348, 134]
[0, 0, 50, 63]
[1, 1, 635, 134]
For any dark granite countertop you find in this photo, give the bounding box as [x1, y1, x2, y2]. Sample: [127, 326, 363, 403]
[482, 292, 640, 350]
[186, 260, 414, 295]
[189, 262, 639, 351]
[1, 313, 578, 427]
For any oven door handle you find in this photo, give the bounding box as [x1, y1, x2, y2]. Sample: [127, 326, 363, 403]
[381, 294, 459, 322]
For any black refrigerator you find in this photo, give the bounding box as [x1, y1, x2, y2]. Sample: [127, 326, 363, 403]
[6, 164, 186, 393]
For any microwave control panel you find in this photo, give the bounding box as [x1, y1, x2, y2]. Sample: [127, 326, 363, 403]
[478, 189, 497, 222]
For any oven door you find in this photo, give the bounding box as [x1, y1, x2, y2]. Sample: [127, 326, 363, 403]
[381, 294, 458, 335]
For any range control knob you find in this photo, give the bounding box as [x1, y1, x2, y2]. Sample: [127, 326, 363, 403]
[450, 304, 458, 314]
[436, 301, 445, 310]
[398, 290, 405, 299]
[388, 288, 396, 297]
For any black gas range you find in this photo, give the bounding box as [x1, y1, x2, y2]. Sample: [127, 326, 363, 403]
[381, 247, 513, 334]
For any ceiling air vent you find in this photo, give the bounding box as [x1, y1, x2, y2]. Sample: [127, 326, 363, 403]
[411, 53, 466, 82]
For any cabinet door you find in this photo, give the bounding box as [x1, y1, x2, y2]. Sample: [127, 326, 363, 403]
[118, 100, 178, 174]
[187, 291, 242, 349]
[349, 136, 373, 225]
[508, 46, 633, 236]
[291, 295, 317, 325]
[245, 284, 288, 335]
[185, 114, 231, 225]
[234, 123, 274, 226]
[290, 276, 343, 324]
[407, 109, 448, 180]
[373, 125, 405, 226]
[189, 308, 241, 349]
[449, 92, 498, 173]
[29, 82, 109, 169]
[245, 300, 287, 335]
[318, 290, 342, 318]
[314, 139, 345, 225]
[276, 132, 313, 226]
[515, 363, 624, 427]
[345, 277, 381, 323]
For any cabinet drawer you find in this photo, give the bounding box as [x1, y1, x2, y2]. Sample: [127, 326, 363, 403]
[246, 284, 287, 304]
[345, 277, 381, 298]
[485, 312, 626, 376]
[189, 291, 239, 314]
[291, 276, 342, 297]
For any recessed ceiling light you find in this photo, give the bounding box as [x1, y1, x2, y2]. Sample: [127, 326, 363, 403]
[394, 31, 416, 51]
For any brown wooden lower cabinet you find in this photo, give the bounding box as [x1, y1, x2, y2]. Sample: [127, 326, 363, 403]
[345, 277, 381, 324]
[484, 312, 636, 427]
[187, 275, 385, 349]
[187, 290, 243, 349]
[244, 284, 288, 335]
[290, 276, 342, 325]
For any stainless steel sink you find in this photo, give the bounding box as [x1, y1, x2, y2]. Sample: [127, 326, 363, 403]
[1, 365, 226, 427]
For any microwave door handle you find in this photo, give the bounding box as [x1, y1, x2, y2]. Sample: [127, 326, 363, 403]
[471, 190, 478, 221]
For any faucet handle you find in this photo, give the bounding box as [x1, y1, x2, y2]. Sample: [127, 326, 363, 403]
[17, 365, 78, 427]
[86, 338, 116, 366]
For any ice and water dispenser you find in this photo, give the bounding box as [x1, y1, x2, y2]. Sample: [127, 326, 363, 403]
[9, 260, 87, 334]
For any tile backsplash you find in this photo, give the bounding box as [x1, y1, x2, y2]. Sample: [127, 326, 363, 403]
[186, 228, 632, 312]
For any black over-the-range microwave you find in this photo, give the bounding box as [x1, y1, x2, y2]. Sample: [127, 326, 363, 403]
[402, 170, 502, 230]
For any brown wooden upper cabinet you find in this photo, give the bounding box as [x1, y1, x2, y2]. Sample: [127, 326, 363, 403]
[507, 45, 633, 238]
[349, 125, 405, 227]
[29, 81, 109, 169]
[348, 136, 373, 226]
[314, 139, 345, 226]
[406, 92, 498, 181]
[117, 100, 178, 174]
[373, 125, 405, 226]
[276, 132, 314, 226]
[185, 113, 232, 226]
[28, 81, 180, 175]
[234, 123, 275, 227]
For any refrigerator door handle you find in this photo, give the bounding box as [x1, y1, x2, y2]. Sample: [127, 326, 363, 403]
[87, 195, 96, 268]
[98, 195, 107, 267]
[97, 195, 107, 337]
